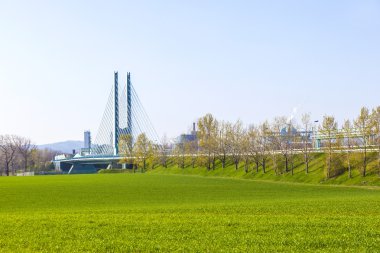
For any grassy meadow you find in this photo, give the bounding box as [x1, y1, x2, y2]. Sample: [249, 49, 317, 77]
[0, 173, 379, 252]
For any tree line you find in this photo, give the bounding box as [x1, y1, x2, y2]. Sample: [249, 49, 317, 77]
[0, 135, 56, 176]
[120, 106, 380, 179]
[118, 133, 168, 173]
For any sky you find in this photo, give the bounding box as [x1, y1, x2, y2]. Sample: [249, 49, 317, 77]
[0, 0, 379, 145]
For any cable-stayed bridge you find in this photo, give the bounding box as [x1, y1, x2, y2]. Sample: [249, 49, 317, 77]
[54, 72, 160, 173]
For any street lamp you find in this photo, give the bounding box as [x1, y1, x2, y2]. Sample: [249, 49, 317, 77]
[313, 120, 319, 149]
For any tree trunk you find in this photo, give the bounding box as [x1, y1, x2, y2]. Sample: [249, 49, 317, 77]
[24, 156, 28, 173]
[11, 160, 15, 176]
[378, 146, 380, 177]
[256, 161, 259, 173]
[348, 153, 351, 179]
[285, 156, 288, 172]
[5, 162, 9, 176]
[208, 154, 211, 171]
[273, 157, 278, 175]
[235, 159, 238, 170]
[363, 144, 367, 177]
[305, 141, 308, 174]
[328, 148, 332, 179]
[291, 161, 294, 175]
[262, 159, 266, 173]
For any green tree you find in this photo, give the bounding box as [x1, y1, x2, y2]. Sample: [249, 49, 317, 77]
[119, 134, 135, 171]
[134, 133, 151, 172]
[148, 144, 161, 169]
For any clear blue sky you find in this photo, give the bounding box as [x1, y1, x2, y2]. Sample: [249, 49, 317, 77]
[0, 0, 379, 144]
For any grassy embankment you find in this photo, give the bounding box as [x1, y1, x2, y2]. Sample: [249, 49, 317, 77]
[0, 173, 379, 252]
[148, 152, 380, 187]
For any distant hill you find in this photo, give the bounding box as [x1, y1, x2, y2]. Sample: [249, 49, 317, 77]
[38, 140, 84, 154]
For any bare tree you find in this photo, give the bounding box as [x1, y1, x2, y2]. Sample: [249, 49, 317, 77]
[247, 125, 261, 173]
[185, 140, 198, 168]
[27, 148, 55, 173]
[159, 135, 169, 168]
[320, 115, 338, 179]
[0, 149, 3, 175]
[371, 106, 380, 176]
[301, 113, 312, 174]
[274, 116, 293, 173]
[218, 121, 230, 169]
[268, 118, 283, 175]
[227, 120, 244, 170]
[258, 121, 270, 173]
[354, 107, 372, 177]
[197, 114, 219, 170]
[287, 121, 298, 175]
[15, 136, 36, 173]
[342, 119, 353, 178]
[0, 135, 18, 176]
[241, 127, 250, 173]
[173, 142, 186, 168]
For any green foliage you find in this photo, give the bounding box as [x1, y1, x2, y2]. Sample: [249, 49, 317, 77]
[0, 174, 379, 252]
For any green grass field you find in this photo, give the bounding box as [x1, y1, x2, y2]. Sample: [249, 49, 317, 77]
[0, 174, 379, 252]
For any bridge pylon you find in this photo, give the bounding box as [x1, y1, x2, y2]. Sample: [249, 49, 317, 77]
[90, 71, 159, 157]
